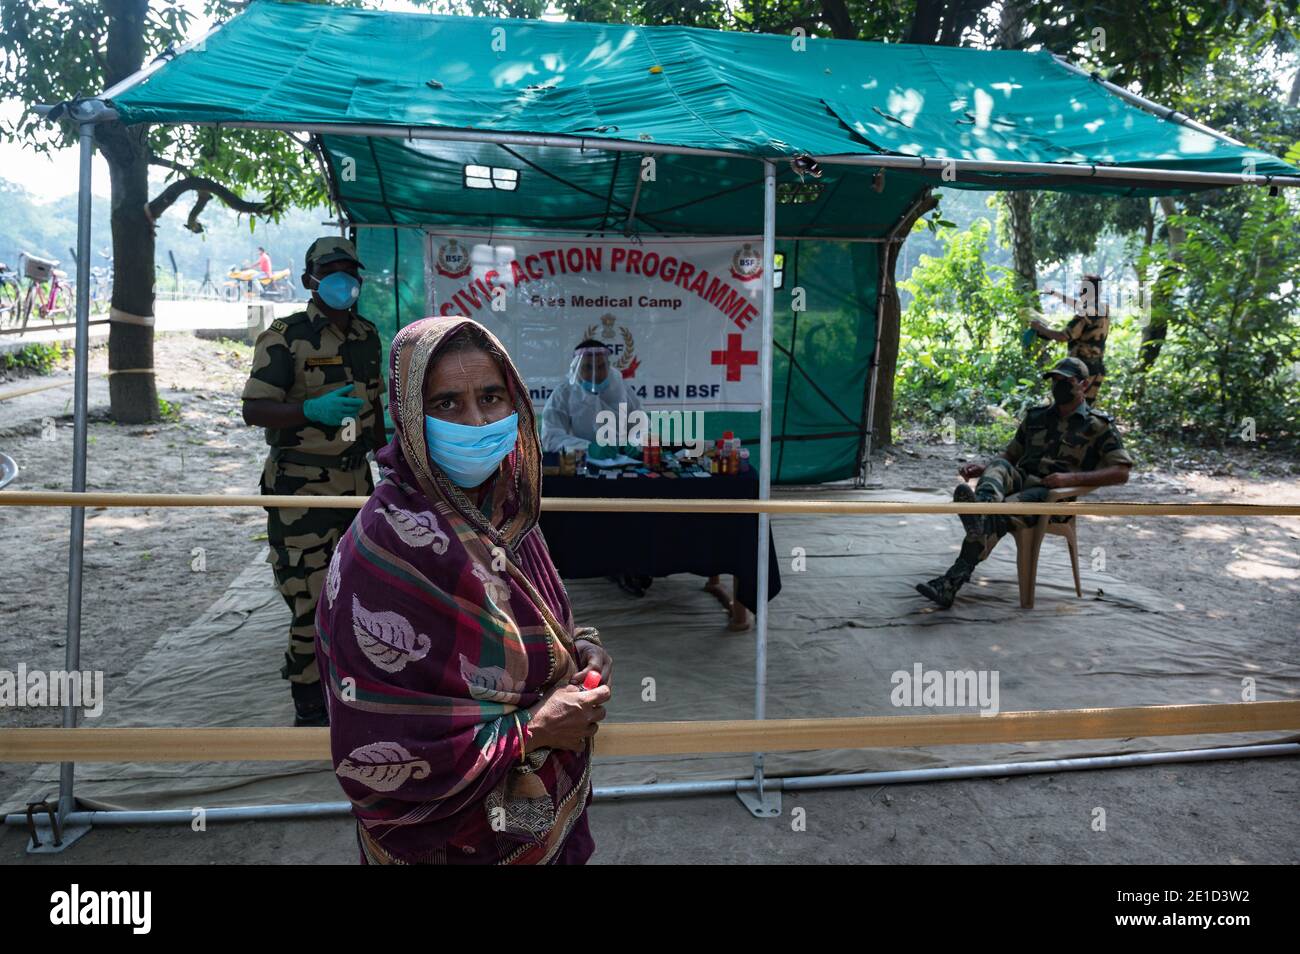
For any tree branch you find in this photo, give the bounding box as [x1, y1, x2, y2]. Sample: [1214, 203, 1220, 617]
[818, 0, 857, 40]
[145, 176, 279, 231]
[148, 155, 192, 176]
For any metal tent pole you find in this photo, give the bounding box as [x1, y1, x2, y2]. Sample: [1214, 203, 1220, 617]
[738, 159, 779, 818]
[10, 743, 1296, 828]
[1049, 55, 1246, 147]
[97, 117, 1298, 190]
[40, 117, 99, 853]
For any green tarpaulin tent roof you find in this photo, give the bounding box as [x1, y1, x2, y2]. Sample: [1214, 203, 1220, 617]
[105, 0, 1299, 483]
[108, 0, 1300, 234]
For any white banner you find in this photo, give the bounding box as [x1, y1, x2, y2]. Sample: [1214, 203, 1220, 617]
[425, 231, 766, 410]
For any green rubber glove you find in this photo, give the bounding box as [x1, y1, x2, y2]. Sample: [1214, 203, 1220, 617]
[302, 384, 365, 426]
[586, 441, 616, 460]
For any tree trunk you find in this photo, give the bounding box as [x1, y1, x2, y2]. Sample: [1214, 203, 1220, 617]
[99, 0, 158, 423]
[871, 192, 938, 448]
[1134, 199, 1154, 312]
[997, 2, 1036, 305]
[1005, 191, 1037, 292]
[1139, 195, 1185, 371]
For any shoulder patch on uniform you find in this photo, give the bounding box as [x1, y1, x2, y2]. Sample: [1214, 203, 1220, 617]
[269, 319, 288, 334]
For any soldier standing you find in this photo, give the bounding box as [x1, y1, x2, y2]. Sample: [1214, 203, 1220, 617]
[241, 237, 386, 725]
[915, 358, 1133, 609]
[1032, 273, 1110, 402]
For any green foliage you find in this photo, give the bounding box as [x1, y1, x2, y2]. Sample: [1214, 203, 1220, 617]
[900, 197, 1300, 455]
[0, 2, 327, 225]
[157, 396, 182, 422]
[896, 219, 1044, 430]
[2, 341, 65, 374]
[1117, 191, 1300, 440]
[1023, 0, 1298, 97]
[1023, 194, 1154, 269]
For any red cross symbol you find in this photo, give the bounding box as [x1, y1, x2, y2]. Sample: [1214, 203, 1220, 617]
[711, 333, 758, 382]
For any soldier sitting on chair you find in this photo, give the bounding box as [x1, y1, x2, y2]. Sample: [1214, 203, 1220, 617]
[915, 357, 1133, 609]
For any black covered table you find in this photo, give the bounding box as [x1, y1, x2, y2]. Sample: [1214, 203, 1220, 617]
[539, 470, 782, 612]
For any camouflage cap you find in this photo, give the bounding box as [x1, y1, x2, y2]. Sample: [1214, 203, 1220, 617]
[304, 236, 365, 272]
[1043, 356, 1091, 381]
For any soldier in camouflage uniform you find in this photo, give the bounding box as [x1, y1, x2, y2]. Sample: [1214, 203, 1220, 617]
[1032, 274, 1109, 401]
[916, 357, 1133, 609]
[241, 237, 386, 725]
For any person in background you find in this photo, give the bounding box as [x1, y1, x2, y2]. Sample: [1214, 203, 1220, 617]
[915, 357, 1132, 609]
[541, 338, 643, 455]
[257, 246, 274, 280]
[241, 236, 385, 726]
[1032, 273, 1110, 402]
[542, 339, 652, 597]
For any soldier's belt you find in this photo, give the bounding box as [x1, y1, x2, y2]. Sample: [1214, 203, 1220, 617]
[269, 446, 369, 471]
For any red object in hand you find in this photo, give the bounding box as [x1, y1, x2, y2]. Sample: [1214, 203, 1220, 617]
[582, 670, 602, 690]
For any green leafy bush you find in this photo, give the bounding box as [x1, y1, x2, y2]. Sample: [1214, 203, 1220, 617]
[896, 219, 1043, 440]
[1, 341, 64, 374]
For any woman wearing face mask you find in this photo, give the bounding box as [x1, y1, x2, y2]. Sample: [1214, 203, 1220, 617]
[315, 316, 613, 865]
[540, 338, 643, 455]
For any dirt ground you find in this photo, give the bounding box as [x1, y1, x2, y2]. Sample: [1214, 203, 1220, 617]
[0, 333, 1296, 864]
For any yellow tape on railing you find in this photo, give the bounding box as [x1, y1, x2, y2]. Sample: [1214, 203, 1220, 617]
[2, 490, 1298, 518]
[1, 702, 1296, 762]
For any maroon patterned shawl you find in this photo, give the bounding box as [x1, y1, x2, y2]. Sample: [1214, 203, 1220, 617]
[315, 316, 591, 865]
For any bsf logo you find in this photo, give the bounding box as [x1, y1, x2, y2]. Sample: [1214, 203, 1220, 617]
[730, 243, 763, 282]
[435, 239, 471, 279]
[585, 313, 640, 378]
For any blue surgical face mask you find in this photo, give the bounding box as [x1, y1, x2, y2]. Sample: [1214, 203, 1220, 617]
[580, 375, 611, 394]
[313, 271, 361, 310]
[424, 412, 519, 488]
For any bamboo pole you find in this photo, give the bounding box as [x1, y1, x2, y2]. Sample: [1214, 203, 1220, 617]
[1, 489, 1299, 518]
[2, 701, 1296, 762]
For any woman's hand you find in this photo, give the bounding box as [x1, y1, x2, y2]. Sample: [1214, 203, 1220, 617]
[525, 683, 611, 753]
[571, 639, 613, 689]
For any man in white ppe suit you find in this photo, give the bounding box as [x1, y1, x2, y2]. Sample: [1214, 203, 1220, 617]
[542, 339, 653, 596]
[541, 339, 644, 455]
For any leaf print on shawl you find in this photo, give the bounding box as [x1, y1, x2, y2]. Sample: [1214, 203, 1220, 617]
[352, 594, 432, 673]
[325, 547, 342, 609]
[337, 742, 432, 793]
[381, 504, 450, 553]
[473, 562, 512, 610]
[459, 652, 524, 703]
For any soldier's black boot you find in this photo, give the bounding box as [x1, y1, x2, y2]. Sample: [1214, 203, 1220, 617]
[291, 681, 330, 727]
[915, 563, 973, 609]
[915, 539, 980, 609]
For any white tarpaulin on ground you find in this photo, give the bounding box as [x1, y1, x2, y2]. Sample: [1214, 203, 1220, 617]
[426, 232, 767, 410]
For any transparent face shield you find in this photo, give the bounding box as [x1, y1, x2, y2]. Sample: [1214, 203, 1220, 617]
[567, 346, 614, 394]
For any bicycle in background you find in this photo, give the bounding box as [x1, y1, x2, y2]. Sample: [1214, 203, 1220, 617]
[1, 252, 74, 330]
[0, 261, 20, 325]
[90, 248, 113, 314]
